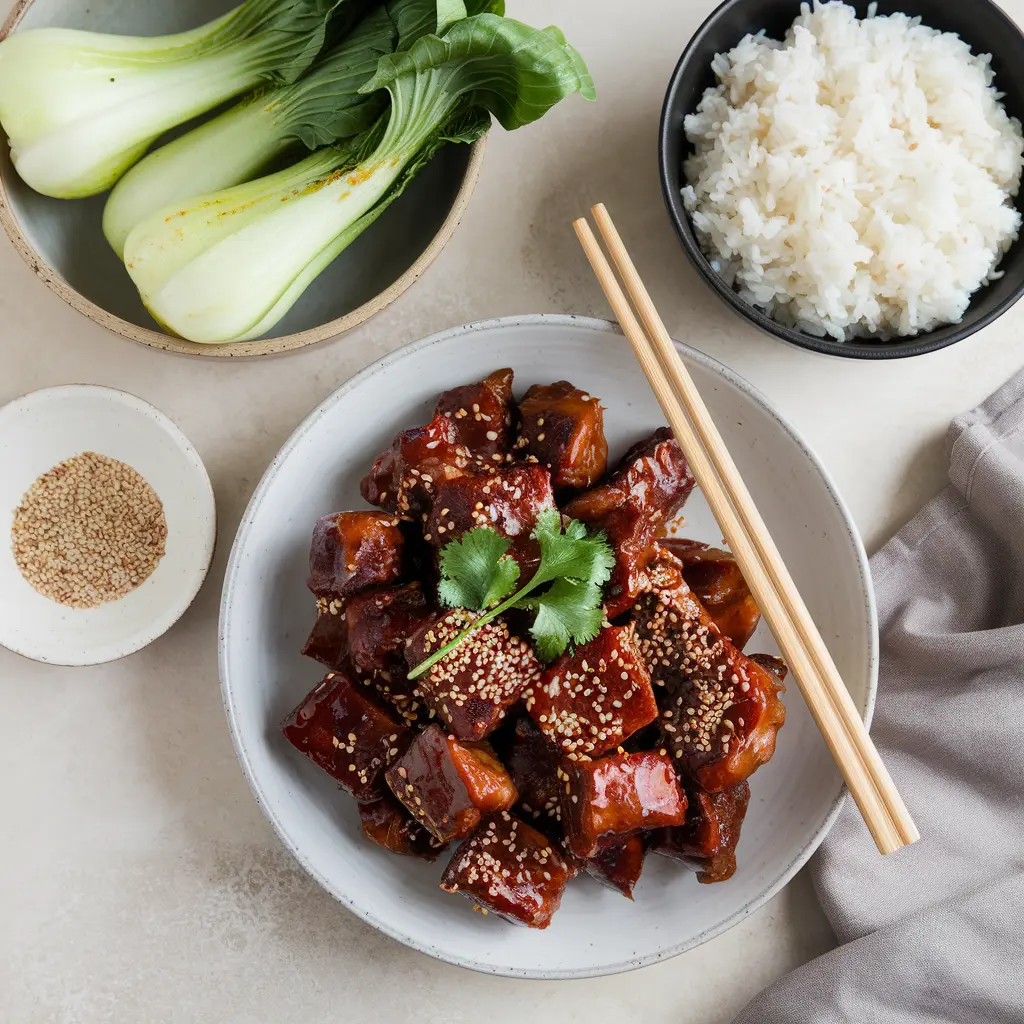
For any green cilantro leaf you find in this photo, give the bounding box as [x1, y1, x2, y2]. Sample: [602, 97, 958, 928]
[531, 508, 616, 589]
[521, 578, 605, 662]
[408, 512, 615, 680]
[437, 527, 520, 611]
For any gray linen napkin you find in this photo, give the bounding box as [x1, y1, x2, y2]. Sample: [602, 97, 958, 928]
[734, 371, 1024, 1024]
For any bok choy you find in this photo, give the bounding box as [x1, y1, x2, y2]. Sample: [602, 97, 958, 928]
[102, 5, 394, 255]
[121, 14, 594, 344]
[0, 0, 341, 198]
[103, 0, 496, 255]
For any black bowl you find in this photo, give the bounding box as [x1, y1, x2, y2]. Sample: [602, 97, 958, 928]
[659, 0, 1024, 359]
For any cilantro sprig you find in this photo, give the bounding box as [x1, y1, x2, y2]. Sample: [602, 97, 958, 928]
[407, 509, 615, 679]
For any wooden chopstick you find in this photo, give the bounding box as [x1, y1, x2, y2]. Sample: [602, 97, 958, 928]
[574, 210, 917, 854]
[589, 204, 920, 851]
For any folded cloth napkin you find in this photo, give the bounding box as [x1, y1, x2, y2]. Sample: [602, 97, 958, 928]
[734, 371, 1024, 1024]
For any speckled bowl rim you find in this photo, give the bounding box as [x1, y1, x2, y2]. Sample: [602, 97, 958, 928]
[0, 384, 216, 666]
[0, 0, 487, 359]
[218, 314, 879, 978]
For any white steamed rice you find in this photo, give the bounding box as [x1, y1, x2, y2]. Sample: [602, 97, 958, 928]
[682, 1, 1024, 340]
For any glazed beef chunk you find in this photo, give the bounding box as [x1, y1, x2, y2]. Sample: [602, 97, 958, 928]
[631, 549, 786, 792]
[423, 466, 555, 569]
[497, 715, 565, 835]
[301, 596, 349, 672]
[358, 792, 446, 861]
[661, 539, 761, 650]
[406, 610, 542, 741]
[282, 671, 410, 800]
[561, 750, 687, 859]
[307, 511, 405, 599]
[345, 583, 431, 673]
[564, 428, 695, 617]
[652, 781, 750, 883]
[385, 724, 517, 844]
[333, 583, 434, 726]
[358, 667, 431, 728]
[516, 381, 608, 491]
[361, 370, 516, 517]
[526, 625, 658, 761]
[585, 834, 646, 899]
[440, 811, 572, 928]
[434, 368, 516, 460]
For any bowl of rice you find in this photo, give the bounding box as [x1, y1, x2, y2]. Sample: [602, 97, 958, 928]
[660, 0, 1024, 358]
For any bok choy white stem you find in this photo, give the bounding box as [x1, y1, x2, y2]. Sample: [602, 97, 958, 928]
[0, 0, 341, 198]
[102, 5, 395, 255]
[102, 0, 480, 256]
[121, 14, 594, 344]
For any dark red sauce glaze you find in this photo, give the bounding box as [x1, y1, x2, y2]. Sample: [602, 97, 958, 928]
[652, 781, 750, 883]
[361, 370, 516, 518]
[435, 368, 516, 460]
[384, 724, 517, 844]
[661, 539, 762, 650]
[495, 714, 564, 836]
[358, 792, 446, 861]
[564, 428, 695, 618]
[526, 624, 658, 761]
[585, 834, 646, 899]
[406, 610, 541, 741]
[301, 597, 349, 672]
[632, 549, 786, 793]
[440, 811, 572, 928]
[345, 583, 430, 673]
[424, 465, 555, 574]
[515, 381, 608, 491]
[307, 511, 405, 599]
[561, 749, 688, 859]
[282, 671, 409, 801]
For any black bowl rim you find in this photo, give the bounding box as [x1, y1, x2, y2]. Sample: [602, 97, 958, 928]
[658, 0, 1024, 360]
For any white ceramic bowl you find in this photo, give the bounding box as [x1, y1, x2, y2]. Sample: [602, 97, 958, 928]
[0, 385, 216, 665]
[219, 315, 877, 978]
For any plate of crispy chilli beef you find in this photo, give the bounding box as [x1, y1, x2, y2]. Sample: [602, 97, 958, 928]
[219, 315, 877, 977]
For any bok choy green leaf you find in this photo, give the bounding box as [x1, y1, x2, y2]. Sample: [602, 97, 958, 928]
[102, 0, 480, 256]
[121, 13, 593, 344]
[102, 5, 394, 255]
[0, 0, 342, 199]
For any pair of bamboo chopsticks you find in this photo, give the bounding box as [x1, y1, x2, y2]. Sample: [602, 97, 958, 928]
[575, 204, 918, 855]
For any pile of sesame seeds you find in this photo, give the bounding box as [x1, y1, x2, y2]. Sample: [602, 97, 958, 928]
[11, 451, 167, 609]
[315, 595, 344, 618]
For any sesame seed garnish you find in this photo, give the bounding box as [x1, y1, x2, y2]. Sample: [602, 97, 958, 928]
[11, 451, 167, 608]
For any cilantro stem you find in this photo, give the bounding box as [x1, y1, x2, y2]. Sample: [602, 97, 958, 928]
[407, 572, 549, 681]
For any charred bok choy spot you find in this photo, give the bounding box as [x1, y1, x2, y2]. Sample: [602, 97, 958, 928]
[120, 14, 595, 343]
[0, 0, 345, 199]
[408, 508, 615, 679]
[103, 0, 496, 255]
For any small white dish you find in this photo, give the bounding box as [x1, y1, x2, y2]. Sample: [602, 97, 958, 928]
[0, 385, 216, 665]
[219, 315, 878, 978]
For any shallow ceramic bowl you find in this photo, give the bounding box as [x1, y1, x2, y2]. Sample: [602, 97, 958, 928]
[219, 315, 878, 977]
[660, 0, 1024, 359]
[0, 0, 484, 358]
[0, 385, 216, 665]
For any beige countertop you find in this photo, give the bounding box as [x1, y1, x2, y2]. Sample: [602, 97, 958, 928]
[3, 0, 1024, 1020]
